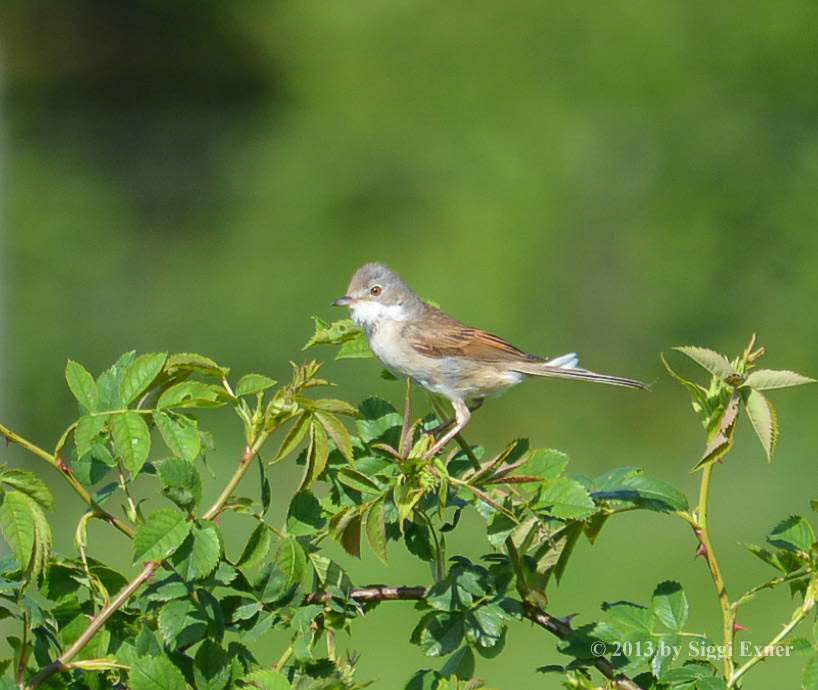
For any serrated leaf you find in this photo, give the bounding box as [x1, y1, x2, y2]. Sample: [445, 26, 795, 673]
[236, 523, 273, 576]
[310, 399, 359, 416]
[133, 509, 191, 563]
[0, 468, 54, 510]
[158, 457, 202, 510]
[302, 317, 361, 350]
[157, 381, 225, 409]
[340, 511, 363, 558]
[165, 352, 229, 377]
[194, 639, 230, 690]
[592, 470, 689, 512]
[536, 477, 597, 520]
[276, 537, 307, 589]
[65, 360, 99, 411]
[673, 346, 736, 380]
[356, 398, 402, 446]
[314, 411, 354, 462]
[652, 581, 688, 630]
[365, 496, 388, 565]
[154, 410, 201, 462]
[418, 612, 465, 657]
[695, 392, 740, 470]
[172, 523, 220, 581]
[301, 420, 329, 488]
[337, 467, 381, 495]
[744, 389, 779, 462]
[110, 411, 151, 477]
[286, 491, 325, 536]
[236, 374, 277, 397]
[75, 415, 107, 456]
[336, 331, 372, 360]
[768, 515, 815, 553]
[520, 448, 568, 480]
[273, 413, 310, 463]
[241, 669, 291, 690]
[744, 368, 815, 390]
[120, 353, 167, 405]
[0, 491, 35, 571]
[129, 654, 188, 690]
[157, 598, 208, 648]
[803, 653, 818, 690]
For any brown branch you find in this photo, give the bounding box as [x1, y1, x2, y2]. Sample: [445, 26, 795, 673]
[522, 603, 644, 690]
[304, 585, 642, 690]
[27, 561, 160, 689]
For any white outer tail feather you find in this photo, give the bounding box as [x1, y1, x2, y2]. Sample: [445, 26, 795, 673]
[544, 352, 579, 369]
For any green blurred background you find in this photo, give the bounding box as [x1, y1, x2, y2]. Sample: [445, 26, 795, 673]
[1, 1, 817, 687]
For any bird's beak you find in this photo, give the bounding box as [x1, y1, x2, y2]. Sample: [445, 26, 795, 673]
[332, 296, 352, 307]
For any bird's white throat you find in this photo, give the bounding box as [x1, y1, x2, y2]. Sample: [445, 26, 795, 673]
[350, 300, 410, 329]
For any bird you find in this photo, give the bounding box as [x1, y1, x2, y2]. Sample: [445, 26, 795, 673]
[333, 262, 647, 459]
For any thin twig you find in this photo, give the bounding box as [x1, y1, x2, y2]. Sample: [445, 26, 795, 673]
[0, 423, 134, 538]
[27, 561, 160, 689]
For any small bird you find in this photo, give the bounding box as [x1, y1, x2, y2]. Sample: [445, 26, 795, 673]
[333, 263, 647, 459]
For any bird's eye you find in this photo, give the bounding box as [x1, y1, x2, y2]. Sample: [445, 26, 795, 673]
[369, 285, 382, 296]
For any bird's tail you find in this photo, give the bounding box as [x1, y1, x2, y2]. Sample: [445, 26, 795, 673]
[516, 352, 648, 390]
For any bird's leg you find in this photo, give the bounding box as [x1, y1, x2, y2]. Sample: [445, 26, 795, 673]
[422, 398, 471, 460]
[427, 398, 484, 438]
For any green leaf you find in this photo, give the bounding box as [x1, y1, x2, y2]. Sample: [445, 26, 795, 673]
[592, 470, 689, 512]
[129, 654, 188, 690]
[133, 509, 192, 563]
[417, 612, 465, 657]
[356, 398, 402, 445]
[337, 467, 382, 495]
[165, 352, 229, 378]
[0, 468, 54, 509]
[652, 581, 688, 631]
[603, 601, 653, 633]
[194, 639, 230, 690]
[172, 523, 221, 581]
[803, 653, 818, 690]
[673, 346, 736, 380]
[236, 523, 273, 576]
[154, 410, 201, 462]
[286, 491, 325, 536]
[75, 414, 107, 456]
[302, 317, 361, 350]
[96, 351, 136, 410]
[365, 495, 388, 565]
[310, 399, 359, 416]
[695, 392, 740, 470]
[110, 411, 152, 477]
[768, 515, 815, 553]
[158, 457, 202, 510]
[520, 448, 568, 480]
[336, 330, 373, 360]
[235, 374, 277, 397]
[744, 368, 815, 390]
[536, 477, 597, 520]
[744, 389, 779, 462]
[274, 537, 307, 592]
[65, 360, 99, 411]
[120, 352, 167, 405]
[696, 678, 728, 690]
[314, 411, 354, 462]
[157, 598, 208, 648]
[0, 491, 35, 571]
[273, 413, 310, 463]
[301, 420, 329, 488]
[241, 669, 292, 690]
[340, 511, 363, 558]
[157, 381, 226, 409]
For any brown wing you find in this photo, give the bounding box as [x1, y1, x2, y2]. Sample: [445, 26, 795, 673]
[404, 307, 542, 363]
